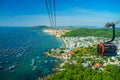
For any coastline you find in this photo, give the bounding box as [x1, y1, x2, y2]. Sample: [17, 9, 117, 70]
[43, 29, 70, 37]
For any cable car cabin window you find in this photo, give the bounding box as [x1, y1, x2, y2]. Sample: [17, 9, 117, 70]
[104, 46, 117, 53]
[97, 46, 102, 54]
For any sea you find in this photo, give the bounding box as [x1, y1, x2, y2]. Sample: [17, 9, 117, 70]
[0, 27, 63, 80]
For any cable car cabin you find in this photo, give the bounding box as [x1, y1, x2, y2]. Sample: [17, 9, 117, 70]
[97, 21, 120, 56]
[97, 43, 117, 56]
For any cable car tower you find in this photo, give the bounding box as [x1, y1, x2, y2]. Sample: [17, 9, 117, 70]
[97, 20, 120, 56]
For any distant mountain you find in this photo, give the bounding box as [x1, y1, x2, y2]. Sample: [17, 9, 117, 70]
[55, 26, 101, 29]
[28, 25, 53, 30]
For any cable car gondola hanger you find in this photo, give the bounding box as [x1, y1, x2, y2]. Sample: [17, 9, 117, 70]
[97, 20, 120, 56]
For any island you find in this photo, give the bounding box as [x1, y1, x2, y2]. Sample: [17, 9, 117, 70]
[38, 27, 120, 80]
[27, 25, 52, 30]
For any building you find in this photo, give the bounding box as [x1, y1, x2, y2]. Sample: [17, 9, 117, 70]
[62, 52, 71, 60]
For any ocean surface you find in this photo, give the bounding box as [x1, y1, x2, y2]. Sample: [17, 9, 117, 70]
[0, 27, 62, 80]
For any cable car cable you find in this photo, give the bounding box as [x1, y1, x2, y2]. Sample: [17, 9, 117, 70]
[44, 0, 53, 27]
[54, 0, 56, 35]
[48, 0, 54, 28]
[44, 0, 57, 36]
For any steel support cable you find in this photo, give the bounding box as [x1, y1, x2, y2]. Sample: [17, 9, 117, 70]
[113, 20, 120, 24]
[48, 0, 54, 28]
[45, 0, 57, 36]
[54, 0, 56, 35]
[49, 0, 56, 31]
[45, 0, 53, 27]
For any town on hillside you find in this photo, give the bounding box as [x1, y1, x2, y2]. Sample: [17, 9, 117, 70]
[45, 36, 120, 79]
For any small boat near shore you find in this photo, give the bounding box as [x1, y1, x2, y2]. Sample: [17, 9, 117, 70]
[4, 65, 17, 72]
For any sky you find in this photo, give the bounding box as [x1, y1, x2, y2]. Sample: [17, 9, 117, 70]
[0, 0, 120, 27]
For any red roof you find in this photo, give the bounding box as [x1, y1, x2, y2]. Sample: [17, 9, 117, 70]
[93, 63, 100, 68]
[63, 52, 71, 56]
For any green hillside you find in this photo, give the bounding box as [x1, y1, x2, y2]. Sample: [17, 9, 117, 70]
[47, 46, 120, 80]
[62, 28, 120, 37]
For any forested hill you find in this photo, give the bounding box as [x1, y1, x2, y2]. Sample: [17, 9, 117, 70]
[27, 25, 53, 30]
[61, 28, 120, 37]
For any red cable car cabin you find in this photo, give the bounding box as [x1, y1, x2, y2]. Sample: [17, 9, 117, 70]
[97, 43, 117, 56]
[97, 22, 119, 56]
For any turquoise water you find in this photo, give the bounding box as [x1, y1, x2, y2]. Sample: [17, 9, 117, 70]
[0, 27, 62, 80]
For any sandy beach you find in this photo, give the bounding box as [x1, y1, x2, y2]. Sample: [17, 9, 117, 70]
[43, 29, 71, 37]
